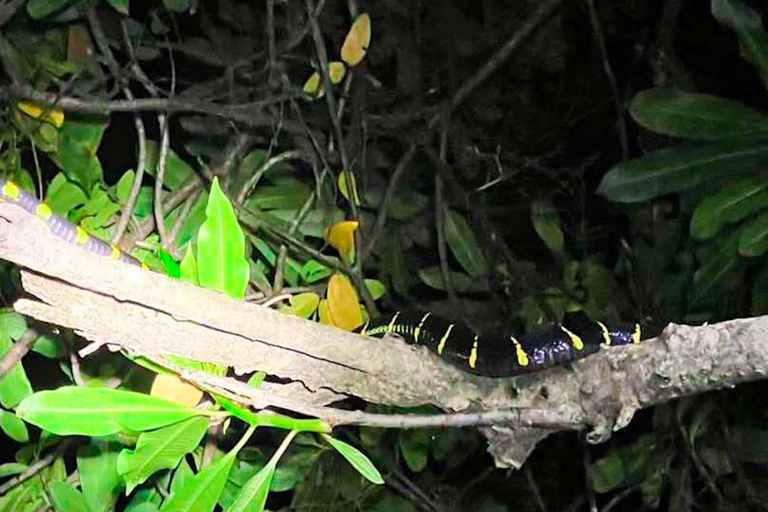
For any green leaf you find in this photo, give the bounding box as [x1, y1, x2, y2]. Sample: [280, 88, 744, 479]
[179, 245, 198, 285]
[281, 293, 320, 318]
[364, 279, 387, 301]
[301, 259, 333, 284]
[45, 174, 87, 216]
[225, 462, 275, 512]
[26, 0, 72, 19]
[158, 446, 238, 512]
[739, 209, 768, 256]
[691, 232, 741, 304]
[159, 248, 181, 278]
[383, 230, 410, 295]
[77, 441, 123, 512]
[630, 89, 768, 140]
[417, 266, 488, 293]
[163, 0, 191, 12]
[712, 0, 768, 89]
[321, 434, 384, 484]
[0, 463, 28, 478]
[196, 178, 249, 299]
[50, 482, 89, 512]
[55, 119, 107, 190]
[30, 336, 61, 358]
[0, 483, 42, 512]
[531, 200, 564, 252]
[0, 312, 27, 340]
[0, 313, 33, 409]
[0, 409, 29, 443]
[124, 488, 162, 512]
[105, 0, 129, 14]
[588, 452, 627, 493]
[245, 177, 311, 210]
[117, 416, 209, 494]
[398, 429, 430, 473]
[444, 210, 488, 277]
[690, 178, 768, 239]
[115, 170, 136, 205]
[598, 134, 768, 202]
[16, 387, 202, 436]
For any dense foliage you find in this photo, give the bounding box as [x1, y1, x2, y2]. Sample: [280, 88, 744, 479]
[0, 0, 767, 511]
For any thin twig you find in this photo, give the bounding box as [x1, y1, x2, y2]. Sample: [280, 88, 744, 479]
[361, 145, 417, 261]
[447, 0, 563, 114]
[585, 0, 628, 159]
[0, 439, 73, 496]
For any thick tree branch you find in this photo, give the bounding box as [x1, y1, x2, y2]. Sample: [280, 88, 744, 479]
[1, 202, 767, 468]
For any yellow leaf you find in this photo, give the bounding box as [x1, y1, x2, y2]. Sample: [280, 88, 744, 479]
[150, 374, 203, 407]
[341, 13, 371, 67]
[17, 102, 65, 128]
[318, 299, 333, 325]
[326, 273, 364, 331]
[18, 102, 42, 119]
[323, 220, 359, 261]
[329, 62, 347, 84]
[303, 72, 324, 98]
[338, 171, 360, 206]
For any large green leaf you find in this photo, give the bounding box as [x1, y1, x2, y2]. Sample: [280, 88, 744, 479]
[690, 178, 768, 239]
[196, 177, 250, 299]
[630, 89, 768, 140]
[444, 210, 488, 277]
[598, 134, 768, 202]
[712, 0, 768, 89]
[16, 387, 202, 436]
[531, 200, 564, 252]
[739, 209, 768, 256]
[117, 416, 209, 494]
[158, 427, 254, 512]
[77, 442, 123, 512]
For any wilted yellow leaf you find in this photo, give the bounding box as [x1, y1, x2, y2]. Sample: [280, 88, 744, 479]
[338, 171, 360, 206]
[341, 13, 371, 67]
[17, 102, 65, 128]
[329, 62, 347, 84]
[150, 373, 203, 407]
[324, 220, 359, 261]
[326, 273, 364, 331]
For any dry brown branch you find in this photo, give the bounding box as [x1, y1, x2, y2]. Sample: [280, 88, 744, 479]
[2, 202, 768, 468]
